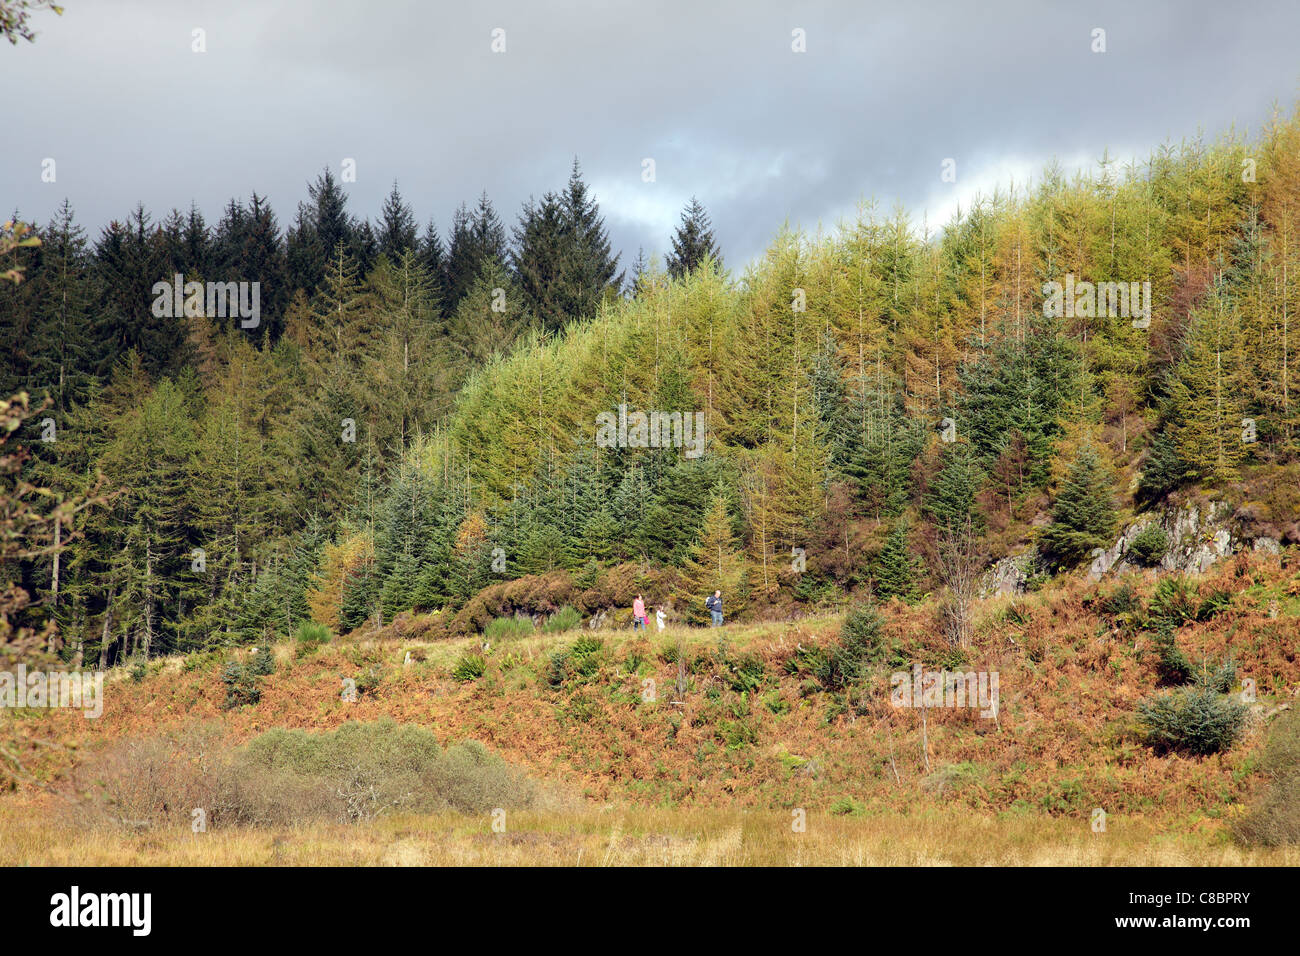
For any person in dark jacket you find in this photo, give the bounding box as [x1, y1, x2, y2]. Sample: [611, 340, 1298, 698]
[705, 590, 723, 627]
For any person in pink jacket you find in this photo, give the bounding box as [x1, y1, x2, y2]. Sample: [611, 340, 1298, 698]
[632, 595, 647, 630]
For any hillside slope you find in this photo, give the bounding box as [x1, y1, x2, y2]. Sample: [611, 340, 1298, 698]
[10, 553, 1297, 832]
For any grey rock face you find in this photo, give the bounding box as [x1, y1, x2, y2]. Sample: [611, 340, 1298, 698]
[1089, 499, 1270, 580]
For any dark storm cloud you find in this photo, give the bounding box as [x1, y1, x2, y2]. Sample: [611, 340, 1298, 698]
[5, 0, 1299, 269]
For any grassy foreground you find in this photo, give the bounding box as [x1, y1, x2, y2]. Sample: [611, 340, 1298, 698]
[5, 802, 1297, 867]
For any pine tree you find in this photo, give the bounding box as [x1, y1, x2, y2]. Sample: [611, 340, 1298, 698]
[873, 517, 921, 603]
[100, 379, 200, 659]
[926, 440, 985, 534]
[666, 197, 721, 280]
[418, 218, 447, 314]
[27, 200, 97, 412]
[1039, 442, 1118, 568]
[809, 329, 854, 474]
[443, 195, 509, 311]
[445, 258, 527, 372]
[560, 159, 622, 321]
[286, 168, 354, 296]
[378, 181, 419, 261]
[512, 191, 569, 332]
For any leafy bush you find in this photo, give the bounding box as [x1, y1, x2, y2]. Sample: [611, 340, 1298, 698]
[1098, 581, 1141, 618]
[451, 654, 487, 682]
[542, 606, 581, 634]
[1136, 686, 1246, 756]
[294, 621, 331, 648]
[221, 662, 261, 709]
[1128, 525, 1169, 566]
[245, 722, 537, 818]
[484, 616, 535, 641]
[129, 659, 147, 683]
[1195, 588, 1233, 621]
[1146, 576, 1197, 630]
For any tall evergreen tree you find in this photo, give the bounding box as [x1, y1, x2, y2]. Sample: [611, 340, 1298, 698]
[666, 197, 721, 280]
[378, 181, 419, 261]
[444, 193, 509, 311]
[27, 200, 97, 412]
[1039, 442, 1118, 568]
[873, 517, 921, 603]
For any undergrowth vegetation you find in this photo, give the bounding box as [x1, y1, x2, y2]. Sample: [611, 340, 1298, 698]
[75, 719, 543, 828]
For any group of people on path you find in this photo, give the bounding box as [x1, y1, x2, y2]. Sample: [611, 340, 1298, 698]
[631, 590, 724, 631]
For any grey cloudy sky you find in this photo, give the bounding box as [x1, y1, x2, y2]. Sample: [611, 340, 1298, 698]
[5, 0, 1300, 270]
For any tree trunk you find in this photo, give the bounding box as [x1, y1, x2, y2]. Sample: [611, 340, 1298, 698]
[97, 592, 114, 669]
[50, 516, 61, 607]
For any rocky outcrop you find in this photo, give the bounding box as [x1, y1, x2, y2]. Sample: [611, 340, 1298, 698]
[981, 553, 1033, 597]
[1089, 499, 1281, 579]
[980, 498, 1288, 595]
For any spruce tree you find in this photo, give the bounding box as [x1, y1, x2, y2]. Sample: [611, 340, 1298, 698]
[444, 194, 509, 311]
[512, 191, 569, 332]
[873, 517, 921, 603]
[27, 200, 97, 412]
[378, 181, 419, 261]
[926, 440, 985, 535]
[666, 197, 721, 280]
[560, 159, 622, 321]
[1039, 442, 1118, 568]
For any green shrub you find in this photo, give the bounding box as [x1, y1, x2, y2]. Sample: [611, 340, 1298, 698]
[820, 603, 888, 690]
[294, 621, 331, 648]
[829, 796, 866, 816]
[1196, 588, 1234, 621]
[1146, 576, 1197, 630]
[249, 646, 276, 677]
[546, 635, 605, 689]
[451, 654, 487, 683]
[542, 606, 581, 634]
[182, 648, 223, 674]
[725, 652, 767, 694]
[1137, 686, 1246, 756]
[354, 664, 384, 695]
[1128, 525, 1169, 566]
[717, 715, 758, 750]
[484, 616, 535, 641]
[1193, 656, 1236, 694]
[129, 659, 148, 683]
[239, 720, 538, 820]
[221, 662, 261, 709]
[1153, 628, 1193, 686]
[1098, 581, 1141, 618]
